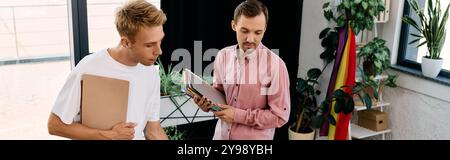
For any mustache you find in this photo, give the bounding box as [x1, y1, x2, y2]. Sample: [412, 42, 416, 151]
[243, 42, 256, 46]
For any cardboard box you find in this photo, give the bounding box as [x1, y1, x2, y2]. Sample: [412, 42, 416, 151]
[358, 109, 388, 131]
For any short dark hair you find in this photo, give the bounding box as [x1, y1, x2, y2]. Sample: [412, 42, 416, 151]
[233, 0, 268, 24]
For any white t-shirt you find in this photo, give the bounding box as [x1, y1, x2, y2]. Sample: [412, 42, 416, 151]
[51, 49, 160, 140]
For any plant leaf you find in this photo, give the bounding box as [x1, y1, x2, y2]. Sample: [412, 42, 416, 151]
[323, 2, 330, 9]
[320, 28, 331, 39]
[343, 97, 355, 114]
[312, 115, 324, 129]
[328, 114, 336, 126]
[297, 78, 307, 93]
[402, 16, 421, 32]
[362, 1, 368, 10]
[334, 99, 343, 113]
[307, 68, 322, 79]
[408, 38, 421, 45]
[363, 92, 372, 110]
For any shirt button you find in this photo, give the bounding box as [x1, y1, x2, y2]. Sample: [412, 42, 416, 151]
[236, 84, 239, 87]
[234, 98, 237, 101]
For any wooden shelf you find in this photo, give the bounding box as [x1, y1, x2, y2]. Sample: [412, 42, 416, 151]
[350, 123, 391, 139]
[350, 100, 391, 140]
[355, 75, 388, 82]
[354, 102, 390, 111]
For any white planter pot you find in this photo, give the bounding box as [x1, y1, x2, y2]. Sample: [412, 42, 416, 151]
[160, 95, 215, 127]
[421, 57, 443, 78]
[288, 126, 315, 140]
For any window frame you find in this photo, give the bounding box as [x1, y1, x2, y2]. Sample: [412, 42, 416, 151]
[69, 0, 90, 67]
[397, 0, 450, 79]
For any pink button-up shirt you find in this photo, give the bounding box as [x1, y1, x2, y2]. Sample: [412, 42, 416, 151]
[212, 43, 291, 140]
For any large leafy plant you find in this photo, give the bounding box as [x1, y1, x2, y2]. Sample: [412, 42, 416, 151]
[402, 0, 450, 59]
[324, 0, 386, 35]
[358, 37, 391, 76]
[293, 68, 327, 133]
[292, 26, 340, 133]
[358, 37, 397, 87]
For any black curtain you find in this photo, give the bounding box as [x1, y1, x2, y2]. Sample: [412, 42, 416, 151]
[161, 0, 303, 140]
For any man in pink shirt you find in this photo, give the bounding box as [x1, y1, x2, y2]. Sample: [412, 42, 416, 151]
[194, 0, 290, 140]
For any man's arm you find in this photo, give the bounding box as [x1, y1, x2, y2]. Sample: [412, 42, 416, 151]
[47, 113, 135, 140]
[145, 121, 168, 140]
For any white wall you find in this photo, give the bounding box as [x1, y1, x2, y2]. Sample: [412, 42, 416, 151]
[298, 0, 331, 102]
[298, 0, 450, 139]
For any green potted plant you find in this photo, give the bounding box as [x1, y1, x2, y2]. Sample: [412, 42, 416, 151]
[157, 58, 183, 96]
[289, 68, 378, 140]
[288, 23, 342, 139]
[402, 0, 450, 78]
[288, 1, 387, 139]
[324, 0, 386, 35]
[289, 68, 326, 140]
[156, 59, 216, 128]
[289, 1, 387, 140]
[357, 37, 397, 104]
[358, 37, 391, 77]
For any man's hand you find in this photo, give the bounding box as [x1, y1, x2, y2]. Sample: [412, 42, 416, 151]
[193, 95, 213, 112]
[103, 122, 136, 140]
[214, 104, 235, 123]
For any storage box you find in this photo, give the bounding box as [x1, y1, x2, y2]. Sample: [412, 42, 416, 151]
[358, 110, 388, 131]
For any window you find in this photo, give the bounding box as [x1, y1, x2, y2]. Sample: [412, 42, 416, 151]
[0, 0, 70, 62]
[0, 0, 161, 139]
[0, 0, 71, 139]
[398, 0, 450, 78]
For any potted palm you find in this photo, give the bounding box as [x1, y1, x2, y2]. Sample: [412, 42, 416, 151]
[402, 0, 450, 78]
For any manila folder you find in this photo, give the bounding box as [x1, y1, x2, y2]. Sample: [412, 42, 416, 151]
[81, 74, 129, 130]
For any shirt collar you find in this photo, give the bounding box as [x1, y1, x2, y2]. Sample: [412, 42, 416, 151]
[233, 43, 264, 61]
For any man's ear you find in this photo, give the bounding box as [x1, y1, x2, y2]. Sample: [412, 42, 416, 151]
[231, 20, 236, 31]
[120, 37, 130, 48]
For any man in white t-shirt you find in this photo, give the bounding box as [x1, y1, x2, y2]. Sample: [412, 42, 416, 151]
[47, 0, 168, 140]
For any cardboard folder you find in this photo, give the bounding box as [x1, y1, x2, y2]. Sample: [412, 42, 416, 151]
[81, 74, 129, 130]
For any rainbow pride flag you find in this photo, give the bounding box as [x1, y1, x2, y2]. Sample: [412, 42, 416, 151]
[320, 23, 356, 140]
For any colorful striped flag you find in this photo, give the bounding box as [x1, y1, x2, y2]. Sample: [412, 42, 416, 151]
[320, 22, 356, 140]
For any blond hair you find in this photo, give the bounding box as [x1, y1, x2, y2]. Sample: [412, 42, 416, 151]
[115, 0, 166, 42]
